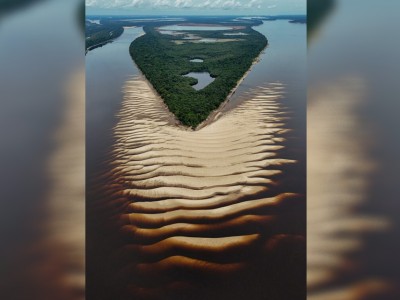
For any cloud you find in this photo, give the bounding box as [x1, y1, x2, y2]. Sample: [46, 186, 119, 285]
[86, 0, 263, 10]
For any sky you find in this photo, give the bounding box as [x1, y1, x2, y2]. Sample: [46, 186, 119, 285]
[86, 0, 306, 16]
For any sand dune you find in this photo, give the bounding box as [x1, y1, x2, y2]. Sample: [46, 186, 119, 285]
[88, 76, 305, 300]
[307, 78, 390, 299]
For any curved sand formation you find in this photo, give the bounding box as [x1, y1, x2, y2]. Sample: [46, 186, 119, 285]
[307, 78, 391, 299]
[16, 68, 85, 300]
[88, 76, 305, 300]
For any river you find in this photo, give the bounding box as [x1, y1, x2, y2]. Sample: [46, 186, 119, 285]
[86, 26, 144, 176]
[308, 0, 400, 298]
[86, 19, 306, 300]
[86, 21, 306, 176]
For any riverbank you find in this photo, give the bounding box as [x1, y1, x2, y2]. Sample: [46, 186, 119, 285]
[130, 24, 268, 127]
[196, 46, 266, 130]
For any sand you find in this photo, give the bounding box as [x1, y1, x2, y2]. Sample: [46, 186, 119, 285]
[307, 78, 390, 299]
[90, 76, 305, 299]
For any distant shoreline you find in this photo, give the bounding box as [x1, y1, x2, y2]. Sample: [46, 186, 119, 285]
[196, 43, 267, 130]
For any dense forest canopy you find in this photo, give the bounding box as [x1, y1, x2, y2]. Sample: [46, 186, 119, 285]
[130, 23, 267, 128]
[85, 21, 124, 51]
[85, 15, 305, 52]
[85, 15, 306, 127]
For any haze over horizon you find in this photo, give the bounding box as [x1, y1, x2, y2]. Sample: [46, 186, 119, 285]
[86, 0, 306, 16]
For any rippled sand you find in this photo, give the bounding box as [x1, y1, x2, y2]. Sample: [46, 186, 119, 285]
[88, 76, 305, 299]
[307, 78, 391, 299]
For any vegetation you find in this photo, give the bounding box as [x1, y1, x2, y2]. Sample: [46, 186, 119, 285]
[130, 25, 267, 128]
[85, 22, 124, 52]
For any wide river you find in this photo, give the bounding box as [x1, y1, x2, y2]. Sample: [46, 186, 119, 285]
[86, 26, 145, 176]
[86, 20, 306, 300]
[86, 21, 306, 176]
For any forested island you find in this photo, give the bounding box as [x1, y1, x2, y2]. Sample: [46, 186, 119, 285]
[85, 21, 124, 52]
[85, 15, 307, 126]
[130, 25, 267, 127]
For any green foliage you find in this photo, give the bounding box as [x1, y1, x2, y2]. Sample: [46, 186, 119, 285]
[85, 22, 124, 51]
[130, 26, 267, 128]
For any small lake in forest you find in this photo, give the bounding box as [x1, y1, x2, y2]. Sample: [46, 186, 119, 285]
[160, 25, 234, 31]
[183, 72, 215, 90]
[190, 58, 204, 63]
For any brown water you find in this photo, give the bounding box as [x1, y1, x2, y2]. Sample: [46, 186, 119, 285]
[86, 26, 144, 176]
[308, 0, 400, 298]
[0, 0, 84, 299]
[86, 19, 306, 300]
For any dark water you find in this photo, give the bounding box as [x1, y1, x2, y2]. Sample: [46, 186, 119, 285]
[227, 21, 307, 116]
[86, 20, 307, 299]
[86, 26, 144, 175]
[309, 0, 400, 294]
[226, 20, 307, 193]
[0, 0, 84, 298]
[0, 0, 82, 252]
[86, 19, 307, 219]
[87, 21, 306, 168]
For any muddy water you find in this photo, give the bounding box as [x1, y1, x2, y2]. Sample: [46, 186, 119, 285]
[86, 26, 144, 176]
[308, 0, 400, 298]
[87, 20, 306, 300]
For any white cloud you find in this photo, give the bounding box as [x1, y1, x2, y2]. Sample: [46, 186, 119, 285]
[123, 0, 145, 8]
[86, 0, 97, 6]
[86, 0, 265, 10]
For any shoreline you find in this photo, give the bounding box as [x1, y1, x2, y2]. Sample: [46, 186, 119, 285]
[179, 23, 246, 30]
[129, 26, 268, 131]
[128, 34, 187, 130]
[86, 40, 114, 55]
[196, 45, 267, 130]
[86, 26, 137, 55]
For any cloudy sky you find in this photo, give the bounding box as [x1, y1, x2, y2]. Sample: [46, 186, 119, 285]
[86, 0, 306, 16]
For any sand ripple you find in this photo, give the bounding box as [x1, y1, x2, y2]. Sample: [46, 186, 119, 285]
[88, 76, 305, 300]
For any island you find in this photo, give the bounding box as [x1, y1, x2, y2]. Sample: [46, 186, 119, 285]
[85, 20, 124, 52]
[130, 22, 267, 127]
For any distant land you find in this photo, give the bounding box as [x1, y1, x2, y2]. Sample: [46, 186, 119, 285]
[85, 15, 306, 127]
[87, 13, 307, 300]
[85, 15, 306, 52]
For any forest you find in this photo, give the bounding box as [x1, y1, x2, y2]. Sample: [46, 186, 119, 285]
[130, 25, 268, 128]
[85, 16, 265, 53]
[85, 21, 124, 51]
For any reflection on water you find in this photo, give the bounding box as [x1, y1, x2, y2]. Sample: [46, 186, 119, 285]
[183, 72, 215, 90]
[176, 38, 242, 44]
[88, 76, 305, 300]
[87, 19, 100, 24]
[0, 0, 84, 299]
[87, 19, 306, 300]
[308, 78, 390, 299]
[86, 26, 144, 176]
[308, 0, 400, 298]
[190, 58, 204, 63]
[225, 20, 306, 114]
[223, 32, 248, 36]
[159, 25, 234, 31]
